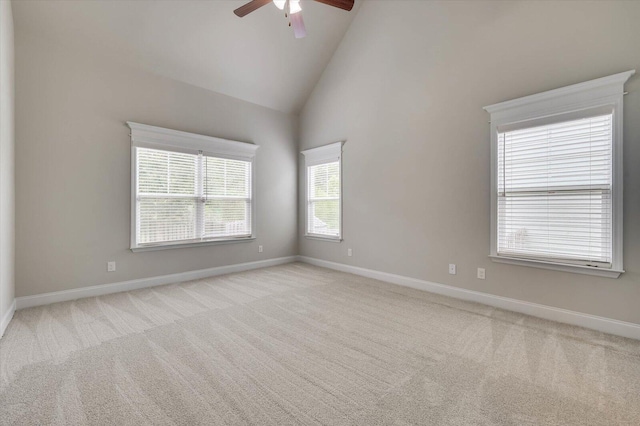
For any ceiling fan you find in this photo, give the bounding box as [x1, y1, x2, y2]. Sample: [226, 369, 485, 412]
[234, 0, 354, 39]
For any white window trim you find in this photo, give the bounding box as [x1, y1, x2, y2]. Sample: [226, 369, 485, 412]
[301, 141, 344, 241]
[127, 122, 259, 252]
[483, 70, 635, 278]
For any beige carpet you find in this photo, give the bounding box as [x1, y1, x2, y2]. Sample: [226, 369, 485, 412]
[1, 263, 640, 425]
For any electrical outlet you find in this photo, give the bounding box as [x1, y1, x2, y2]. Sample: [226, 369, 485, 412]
[107, 261, 116, 272]
[448, 264, 456, 275]
[347, 248, 353, 257]
[258, 245, 263, 253]
[477, 268, 486, 280]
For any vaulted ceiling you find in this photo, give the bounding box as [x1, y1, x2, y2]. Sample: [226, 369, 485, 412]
[12, 0, 360, 113]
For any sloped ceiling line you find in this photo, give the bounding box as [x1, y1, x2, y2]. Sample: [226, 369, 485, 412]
[13, 0, 360, 114]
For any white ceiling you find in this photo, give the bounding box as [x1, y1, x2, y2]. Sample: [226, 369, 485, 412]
[12, 0, 360, 113]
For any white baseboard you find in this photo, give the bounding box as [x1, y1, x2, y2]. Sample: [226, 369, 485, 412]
[16, 256, 298, 310]
[13, 255, 640, 341]
[0, 299, 16, 338]
[297, 256, 640, 341]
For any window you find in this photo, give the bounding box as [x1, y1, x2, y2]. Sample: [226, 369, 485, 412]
[301, 142, 343, 240]
[484, 71, 634, 278]
[128, 122, 258, 251]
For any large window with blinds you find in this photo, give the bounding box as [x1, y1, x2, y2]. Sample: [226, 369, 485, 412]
[302, 142, 343, 240]
[497, 114, 613, 266]
[484, 71, 633, 278]
[128, 122, 258, 251]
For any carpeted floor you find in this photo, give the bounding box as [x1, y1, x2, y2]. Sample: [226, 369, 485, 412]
[1, 263, 639, 425]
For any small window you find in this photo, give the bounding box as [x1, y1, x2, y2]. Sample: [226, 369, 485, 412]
[485, 71, 634, 278]
[128, 122, 258, 251]
[302, 142, 343, 240]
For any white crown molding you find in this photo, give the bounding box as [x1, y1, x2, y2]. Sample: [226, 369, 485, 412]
[15, 256, 297, 310]
[127, 122, 259, 159]
[301, 141, 344, 165]
[484, 70, 635, 117]
[297, 256, 640, 341]
[0, 299, 16, 339]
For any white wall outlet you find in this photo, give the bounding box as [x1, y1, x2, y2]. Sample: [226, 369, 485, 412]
[258, 245, 263, 253]
[477, 268, 486, 280]
[448, 264, 456, 275]
[107, 261, 116, 272]
[347, 248, 353, 257]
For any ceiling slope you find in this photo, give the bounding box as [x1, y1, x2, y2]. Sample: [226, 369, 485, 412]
[12, 0, 360, 113]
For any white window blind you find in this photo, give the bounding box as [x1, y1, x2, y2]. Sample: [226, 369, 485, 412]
[302, 141, 343, 240]
[136, 147, 252, 247]
[203, 156, 252, 239]
[497, 114, 613, 266]
[307, 161, 341, 237]
[137, 148, 198, 244]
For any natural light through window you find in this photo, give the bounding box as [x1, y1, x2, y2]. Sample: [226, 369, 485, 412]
[497, 114, 612, 266]
[484, 70, 633, 277]
[302, 142, 343, 240]
[128, 122, 258, 251]
[308, 161, 340, 237]
[136, 148, 252, 246]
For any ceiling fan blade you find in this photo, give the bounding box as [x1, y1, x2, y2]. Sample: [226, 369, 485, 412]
[291, 12, 307, 38]
[234, 0, 272, 17]
[313, 0, 354, 11]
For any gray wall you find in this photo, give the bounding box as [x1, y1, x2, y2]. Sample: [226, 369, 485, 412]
[0, 0, 15, 325]
[11, 0, 640, 327]
[299, 1, 640, 324]
[15, 31, 298, 298]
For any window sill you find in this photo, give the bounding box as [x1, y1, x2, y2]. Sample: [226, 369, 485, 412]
[490, 255, 623, 278]
[131, 237, 255, 252]
[305, 234, 342, 243]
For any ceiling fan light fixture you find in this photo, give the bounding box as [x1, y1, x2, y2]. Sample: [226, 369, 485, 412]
[273, 0, 286, 10]
[291, 12, 306, 38]
[289, 0, 302, 14]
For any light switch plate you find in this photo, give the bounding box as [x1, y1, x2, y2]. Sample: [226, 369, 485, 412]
[477, 268, 486, 280]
